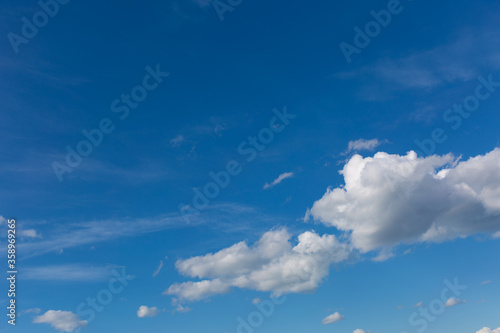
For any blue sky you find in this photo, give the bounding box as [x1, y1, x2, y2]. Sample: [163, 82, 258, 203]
[1, 0, 500, 332]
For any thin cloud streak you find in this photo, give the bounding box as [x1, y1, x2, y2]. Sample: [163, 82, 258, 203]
[21, 264, 116, 282]
[263, 172, 294, 189]
[18, 203, 280, 258]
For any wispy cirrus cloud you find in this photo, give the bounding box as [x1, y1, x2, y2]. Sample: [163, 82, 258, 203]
[263, 172, 294, 189]
[19, 215, 189, 258]
[191, 0, 212, 7]
[21, 308, 42, 315]
[21, 264, 116, 282]
[170, 135, 185, 147]
[153, 260, 164, 277]
[343, 138, 386, 155]
[18, 203, 280, 258]
[335, 26, 500, 102]
[18, 229, 41, 238]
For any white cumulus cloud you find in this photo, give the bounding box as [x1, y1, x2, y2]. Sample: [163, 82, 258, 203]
[137, 306, 160, 318]
[166, 228, 351, 302]
[322, 312, 345, 324]
[353, 329, 369, 333]
[477, 327, 500, 333]
[33, 310, 87, 332]
[308, 148, 500, 254]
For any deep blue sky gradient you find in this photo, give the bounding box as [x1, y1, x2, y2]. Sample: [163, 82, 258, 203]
[0, 0, 499, 332]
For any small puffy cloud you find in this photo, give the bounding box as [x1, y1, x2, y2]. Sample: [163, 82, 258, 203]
[153, 260, 164, 277]
[480, 280, 492, 285]
[33, 310, 87, 332]
[308, 148, 500, 254]
[170, 135, 185, 147]
[445, 297, 465, 307]
[354, 329, 369, 333]
[174, 304, 192, 313]
[322, 312, 345, 324]
[166, 228, 351, 302]
[413, 301, 423, 307]
[252, 298, 262, 304]
[19, 229, 41, 238]
[344, 139, 385, 155]
[476, 327, 500, 333]
[137, 306, 160, 318]
[263, 172, 294, 189]
[0, 216, 6, 225]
